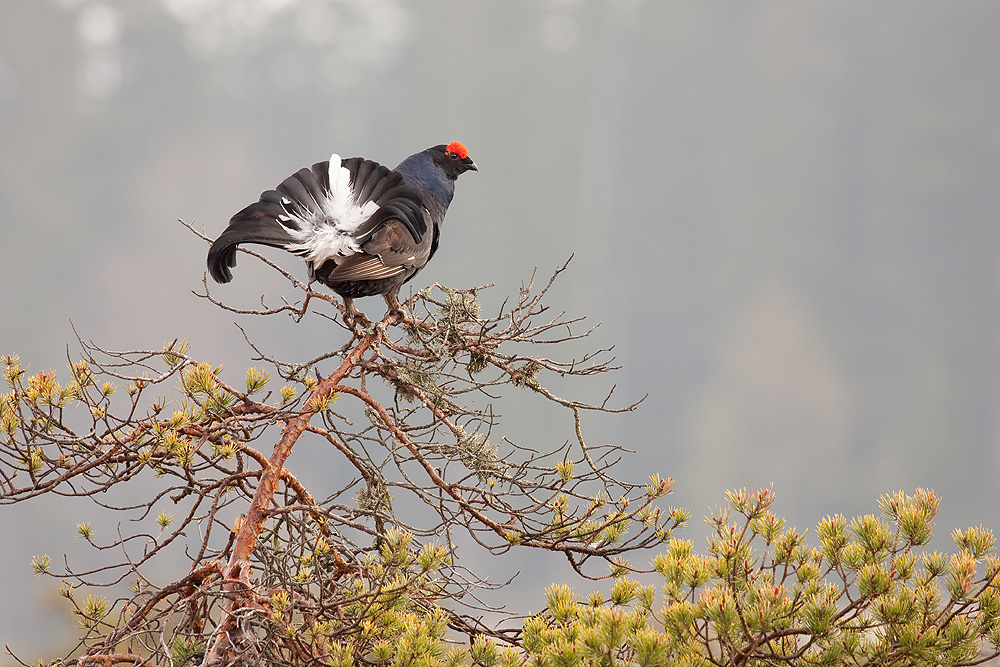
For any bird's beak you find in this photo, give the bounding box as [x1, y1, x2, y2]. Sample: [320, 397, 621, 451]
[467, 160, 479, 172]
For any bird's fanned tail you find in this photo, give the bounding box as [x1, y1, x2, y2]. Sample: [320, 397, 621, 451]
[206, 202, 300, 284]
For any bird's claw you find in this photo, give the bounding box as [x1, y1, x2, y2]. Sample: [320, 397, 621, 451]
[383, 294, 408, 323]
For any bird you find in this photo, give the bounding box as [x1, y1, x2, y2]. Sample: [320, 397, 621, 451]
[207, 142, 477, 321]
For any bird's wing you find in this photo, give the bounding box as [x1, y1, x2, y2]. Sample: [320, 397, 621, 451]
[348, 179, 427, 246]
[321, 217, 432, 283]
[321, 255, 405, 283]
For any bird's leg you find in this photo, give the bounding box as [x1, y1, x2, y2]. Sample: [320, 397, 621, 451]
[384, 292, 407, 321]
[342, 297, 362, 326]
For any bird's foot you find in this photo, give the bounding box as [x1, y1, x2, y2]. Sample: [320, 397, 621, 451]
[385, 307, 407, 322]
[341, 298, 368, 328]
[383, 294, 408, 323]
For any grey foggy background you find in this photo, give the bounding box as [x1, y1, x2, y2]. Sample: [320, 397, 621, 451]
[2, 0, 999, 660]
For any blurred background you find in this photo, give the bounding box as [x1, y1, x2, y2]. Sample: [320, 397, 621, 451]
[1, 0, 998, 660]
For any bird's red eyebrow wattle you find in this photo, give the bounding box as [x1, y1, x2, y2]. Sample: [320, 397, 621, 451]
[445, 141, 469, 159]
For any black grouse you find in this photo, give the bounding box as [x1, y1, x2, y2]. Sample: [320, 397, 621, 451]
[207, 142, 477, 320]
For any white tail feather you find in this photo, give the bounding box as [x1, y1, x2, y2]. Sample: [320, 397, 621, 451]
[287, 153, 380, 263]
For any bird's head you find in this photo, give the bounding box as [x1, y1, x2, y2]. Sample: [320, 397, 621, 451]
[431, 141, 478, 180]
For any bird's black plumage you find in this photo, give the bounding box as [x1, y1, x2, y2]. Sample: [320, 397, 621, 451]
[207, 142, 477, 318]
